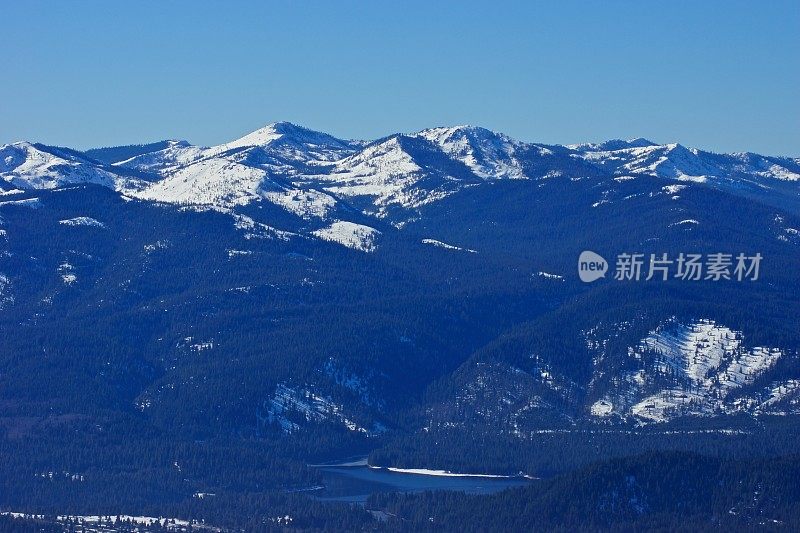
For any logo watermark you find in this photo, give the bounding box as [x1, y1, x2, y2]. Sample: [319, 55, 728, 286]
[578, 251, 608, 282]
[578, 251, 762, 283]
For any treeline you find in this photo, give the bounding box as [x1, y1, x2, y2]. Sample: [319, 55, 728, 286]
[370, 416, 800, 477]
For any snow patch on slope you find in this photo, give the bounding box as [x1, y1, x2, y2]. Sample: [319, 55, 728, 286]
[262, 188, 338, 220]
[262, 384, 382, 435]
[421, 238, 477, 253]
[0, 274, 12, 309]
[59, 216, 106, 228]
[594, 319, 788, 423]
[0, 197, 41, 209]
[312, 221, 379, 252]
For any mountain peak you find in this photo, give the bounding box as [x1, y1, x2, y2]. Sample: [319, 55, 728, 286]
[221, 122, 353, 154]
[416, 125, 526, 179]
[224, 123, 288, 150]
[417, 125, 510, 143]
[627, 137, 657, 147]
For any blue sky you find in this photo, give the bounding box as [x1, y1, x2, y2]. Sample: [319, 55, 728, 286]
[2, 1, 798, 155]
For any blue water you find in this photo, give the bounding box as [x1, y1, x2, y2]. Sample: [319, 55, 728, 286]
[311, 458, 531, 504]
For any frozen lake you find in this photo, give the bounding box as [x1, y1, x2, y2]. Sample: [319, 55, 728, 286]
[310, 457, 531, 503]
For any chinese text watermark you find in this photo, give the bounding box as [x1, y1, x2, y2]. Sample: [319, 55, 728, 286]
[578, 251, 762, 283]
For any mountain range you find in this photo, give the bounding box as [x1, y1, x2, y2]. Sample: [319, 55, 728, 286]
[1, 122, 799, 528]
[4, 122, 799, 246]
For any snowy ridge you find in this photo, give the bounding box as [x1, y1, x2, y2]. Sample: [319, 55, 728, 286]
[114, 140, 203, 173]
[426, 361, 577, 438]
[4, 123, 799, 251]
[417, 126, 528, 179]
[6, 124, 799, 208]
[1, 142, 126, 190]
[314, 136, 449, 217]
[131, 158, 275, 207]
[574, 142, 800, 182]
[209, 121, 355, 162]
[421, 238, 477, 253]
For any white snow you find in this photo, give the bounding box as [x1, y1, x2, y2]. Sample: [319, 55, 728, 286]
[262, 188, 338, 219]
[370, 466, 518, 478]
[5, 125, 799, 263]
[421, 238, 477, 253]
[226, 249, 253, 258]
[131, 158, 273, 207]
[607, 319, 786, 422]
[756, 380, 800, 413]
[59, 262, 77, 285]
[762, 163, 800, 181]
[668, 219, 699, 227]
[114, 141, 204, 173]
[536, 271, 564, 280]
[264, 384, 381, 435]
[417, 126, 528, 180]
[317, 137, 436, 215]
[0, 197, 41, 208]
[312, 221, 380, 252]
[0, 273, 12, 309]
[677, 173, 709, 183]
[0, 142, 127, 190]
[143, 240, 170, 253]
[59, 216, 106, 228]
[212, 124, 285, 152]
[231, 213, 294, 241]
[590, 399, 614, 417]
[3, 126, 798, 220]
[662, 184, 687, 194]
[1, 512, 218, 531]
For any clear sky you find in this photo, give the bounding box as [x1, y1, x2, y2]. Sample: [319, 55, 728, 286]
[2, 0, 798, 155]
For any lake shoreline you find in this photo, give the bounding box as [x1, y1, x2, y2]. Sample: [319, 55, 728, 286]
[310, 455, 532, 479]
[308, 456, 533, 503]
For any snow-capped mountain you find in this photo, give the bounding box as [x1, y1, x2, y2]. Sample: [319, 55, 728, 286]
[214, 121, 357, 162]
[572, 140, 800, 184]
[5, 123, 798, 208]
[0, 142, 130, 191]
[306, 134, 482, 219]
[2, 122, 799, 255]
[416, 126, 529, 180]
